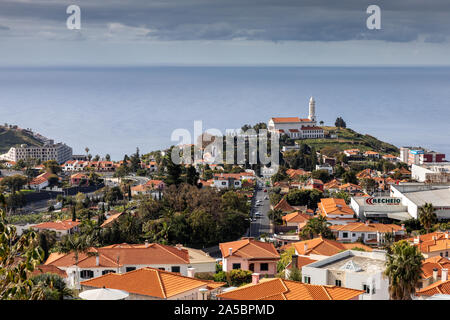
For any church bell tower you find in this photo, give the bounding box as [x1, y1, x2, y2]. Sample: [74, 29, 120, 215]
[308, 97, 316, 122]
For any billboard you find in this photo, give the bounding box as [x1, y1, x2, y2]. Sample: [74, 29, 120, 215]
[365, 197, 401, 205]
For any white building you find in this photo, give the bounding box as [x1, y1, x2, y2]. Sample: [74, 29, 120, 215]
[302, 250, 389, 300]
[390, 184, 450, 220]
[329, 222, 405, 246]
[350, 196, 412, 221]
[268, 97, 324, 139]
[44, 242, 195, 289]
[316, 164, 333, 175]
[412, 163, 450, 183]
[0, 141, 73, 164]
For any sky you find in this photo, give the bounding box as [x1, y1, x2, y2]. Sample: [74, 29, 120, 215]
[1, 0, 450, 66]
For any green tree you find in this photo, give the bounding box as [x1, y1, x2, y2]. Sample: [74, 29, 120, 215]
[165, 151, 182, 186]
[186, 165, 199, 186]
[335, 117, 347, 128]
[30, 273, 73, 300]
[287, 267, 302, 282]
[418, 203, 437, 233]
[311, 169, 331, 183]
[43, 160, 61, 174]
[300, 216, 334, 240]
[0, 175, 27, 193]
[0, 210, 45, 299]
[342, 170, 358, 184]
[385, 240, 424, 300]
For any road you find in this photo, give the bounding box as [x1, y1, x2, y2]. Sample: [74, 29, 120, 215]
[248, 183, 271, 238]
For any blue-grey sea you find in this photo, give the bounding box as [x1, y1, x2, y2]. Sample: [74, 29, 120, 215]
[0, 66, 449, 160]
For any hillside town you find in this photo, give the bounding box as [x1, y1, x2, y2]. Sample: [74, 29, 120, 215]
[1, 98, 449, 301]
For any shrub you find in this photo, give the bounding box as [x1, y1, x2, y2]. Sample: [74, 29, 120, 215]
[229, 269, 252, 286]
[194, 272, 215, 281]
[213, 271, 227, 283]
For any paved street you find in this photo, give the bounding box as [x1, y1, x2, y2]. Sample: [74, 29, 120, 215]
[248, 182, 271, 238]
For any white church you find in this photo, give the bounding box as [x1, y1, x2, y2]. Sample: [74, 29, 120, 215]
[268, 97, 324, 139]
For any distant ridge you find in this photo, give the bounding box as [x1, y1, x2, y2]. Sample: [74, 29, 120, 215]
[0, 125, 43, 154]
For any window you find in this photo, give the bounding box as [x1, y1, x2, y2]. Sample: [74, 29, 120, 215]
[125, 267, 136, 273]
[352, 233, 356, 237]
[232, 263, 241, 270]
[80, 270, 94, 279]
[249, 263, 255, 272]
[304, 276, 311, 284]
[446, 251, 449, 257]
[171, 266, 181, 273]
[342, 232, 348, 238]
[158, 267, 165, 271]
[260, 263, 269, 271]
[221, 182, 226, 186]
[335, 280, 342, 287]
[362, 284, 371, 294]
[102, 270, 115, 275]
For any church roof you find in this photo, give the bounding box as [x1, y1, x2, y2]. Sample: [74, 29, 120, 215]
[271, 117, 311, 123]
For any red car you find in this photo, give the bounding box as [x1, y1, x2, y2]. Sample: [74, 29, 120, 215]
[263, 189, 267, 192]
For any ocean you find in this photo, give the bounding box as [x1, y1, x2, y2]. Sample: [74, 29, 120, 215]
[0, 66, 449, 160]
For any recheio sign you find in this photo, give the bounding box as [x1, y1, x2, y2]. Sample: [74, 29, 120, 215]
[365, 197, 401, 205]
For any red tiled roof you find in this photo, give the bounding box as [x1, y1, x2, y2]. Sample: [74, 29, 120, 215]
[45, 243, 190, 268]
[33, 219, 80, 231]
[220, 238, 279, 259]
[416, 279, 450, 297]
[81, 267, 225, 298]
[273, 198, 295, 213]
[283, 237, 372, 256]
[29, 172, 52, 185]
[217, 278, 363, 300]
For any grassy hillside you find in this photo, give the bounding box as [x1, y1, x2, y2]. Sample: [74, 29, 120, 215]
[0, 127, 43, 154]
[296, 126, 399, 155]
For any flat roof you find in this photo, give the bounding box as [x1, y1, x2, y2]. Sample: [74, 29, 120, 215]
[402, 188, 450, 207]
[318, 255, 385, 274]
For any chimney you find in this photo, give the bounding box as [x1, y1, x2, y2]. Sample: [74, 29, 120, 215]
[145, 240, 149, 248]
[96, 256, 100, 266]
[228, 248, 233, 256]
[187, 267, 196, 278]
[413, 236, 420, 244]
[252, 273, 260, 285]
[304, 243, 308, 252]
[446, 232, 449, 239]
[401, 224, 405, 230]
[442, 268, 448, 281]
[176, 244, 183, 250]
[291, 254, 298, 270]
[432, 268, 439, 283]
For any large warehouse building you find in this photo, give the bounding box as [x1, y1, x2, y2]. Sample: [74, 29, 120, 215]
[351, 183, 450, 221]
[390, 184, 450, 220]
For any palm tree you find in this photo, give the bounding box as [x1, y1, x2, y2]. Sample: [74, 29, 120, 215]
[385, 240, 424, 300]
[56, 234, 93, 288]
[419, 203, 437, 233]
[85, 147, 89, 158]
[300, 216, 334, 240]
[31, 273, 74, 300]
[382, 231, 396, 253]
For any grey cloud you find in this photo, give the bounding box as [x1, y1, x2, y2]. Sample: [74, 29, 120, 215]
[0, 0, 449, 43]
